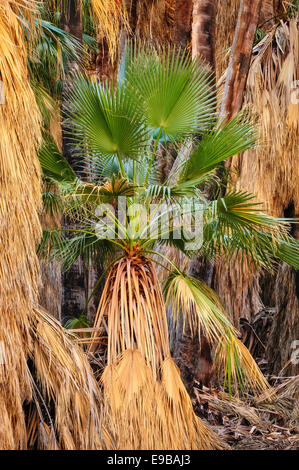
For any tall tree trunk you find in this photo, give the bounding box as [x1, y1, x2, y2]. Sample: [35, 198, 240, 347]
[219, 0, 262, 126]
[170, 0, 217, 394]
[61, 0, 82, 171]
[266, 263, 299, 376]
[259, 0, 276, 30]
[96, 30, 111, 82]
[61, 0, 83, 42]
[192, 0, 216, 70]
[61, 0, 87, 324]
[173, 0, 193, 48]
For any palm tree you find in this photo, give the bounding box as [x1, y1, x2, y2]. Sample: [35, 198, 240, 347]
[39, 45, 298, 449]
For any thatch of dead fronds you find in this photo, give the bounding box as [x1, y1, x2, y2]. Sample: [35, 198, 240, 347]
[256, 375, 299, 427]
[195, 381, 299, 449]
[89, 257, 227, 450]
[215, 17, 299, 322]
[134, 0, 174, 46]
[237, 18, 299, 216]
[92, 0, 175, 66]
[195, 386, 263, 427]
[0, 1, 110, 449]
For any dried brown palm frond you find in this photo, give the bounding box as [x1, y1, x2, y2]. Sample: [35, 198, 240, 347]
[256, 375, 299, 426]
[195, 385, 263, 426]
[101, 349, 158, 449]
[0, 0, 42, 446]
[157, 357, 228, 449]
[90, 255, 226, 449]
[90, 256, 170, 377]
[28, 306, 111, 449]
[236, 18, 299, 216]
[100, 349, 227, 449]
[214, 17, 299, 321]
[0, 1, 110, 449]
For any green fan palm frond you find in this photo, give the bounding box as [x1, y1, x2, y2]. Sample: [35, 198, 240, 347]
[63, 176, 139, 215]
[203, 191, 297, 269]
[179, 116, 257, 182]
[215, 333, 271, 397]
[42, 187, 62, 216]
[38, 137, 77, 183]
[25, 17, 83, 95]
[276, 238, 299, 269]
[66, 75, 151, 174]
[39, 228, 115, 272]
[124, 44, 216, 140]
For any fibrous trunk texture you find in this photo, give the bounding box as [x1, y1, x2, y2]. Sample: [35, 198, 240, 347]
[192, 0, 216, 70]
[39, 208, 62, 322]
[61, 0, 82, 42]
[266, 263, 299, 376]
[173, 0, 193, 48]
[39, 260, 62, 321]
[215, 0, 240, 78]
[219, 0, 262, 125]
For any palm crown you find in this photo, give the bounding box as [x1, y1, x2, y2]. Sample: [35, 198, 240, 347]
[39, 45, 298, 447]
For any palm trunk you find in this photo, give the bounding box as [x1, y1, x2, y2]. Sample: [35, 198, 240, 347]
[266, 263, 299, 376]
[39, 259, 62, 322]
[170, 0, 217, 394]
[192, 0, 216, 70]
[60, 0, 87, 323]
[61, 0, 82, 42]
[219, 0, 262, 125]
[259, 0, 276, 30]
[173, 0, 193, 48]
[96, 30, 111, 81]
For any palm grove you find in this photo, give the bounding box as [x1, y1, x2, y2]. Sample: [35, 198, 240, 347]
[0, 0, 298, 450]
